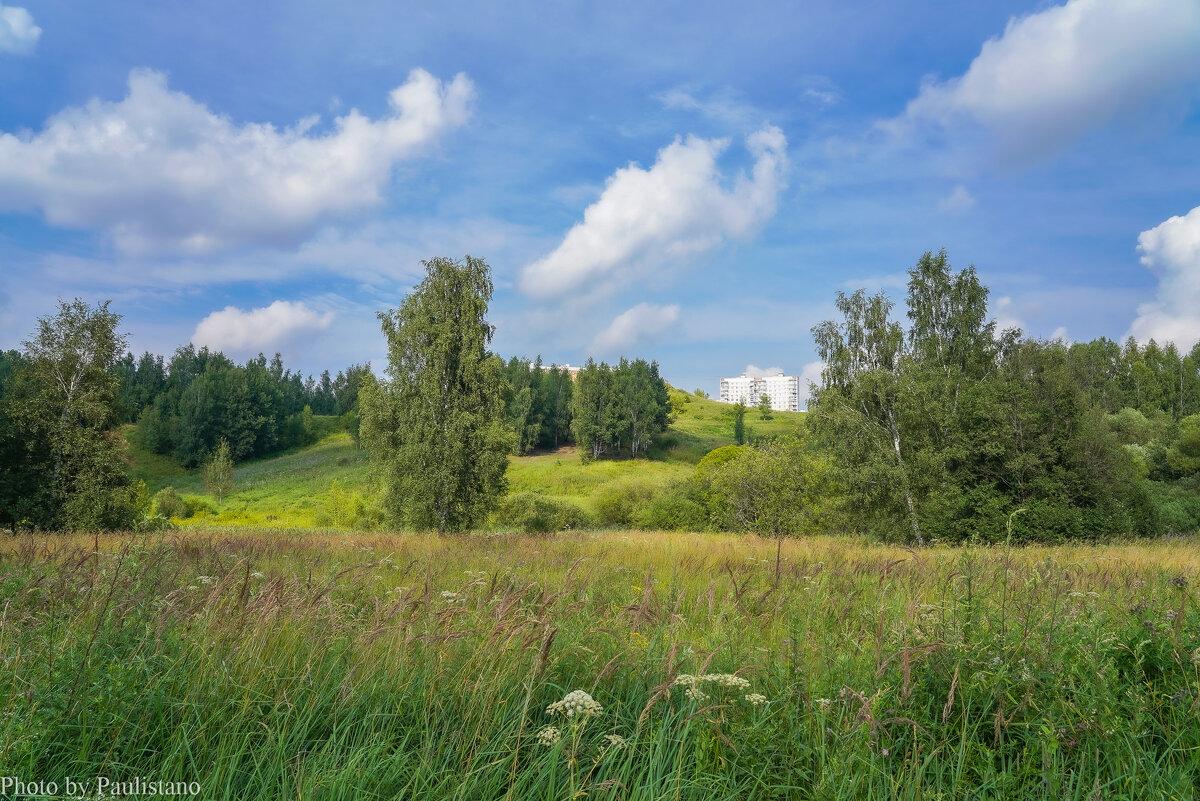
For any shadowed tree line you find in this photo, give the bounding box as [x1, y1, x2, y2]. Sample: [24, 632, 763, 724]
[125, 346, 371, 467]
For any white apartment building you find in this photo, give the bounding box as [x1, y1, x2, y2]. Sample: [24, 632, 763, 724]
[719, 372, 800, 412]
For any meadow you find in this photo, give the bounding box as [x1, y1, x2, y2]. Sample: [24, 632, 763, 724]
[122, 391, 805, 529]
[3, 529, 1199, 799]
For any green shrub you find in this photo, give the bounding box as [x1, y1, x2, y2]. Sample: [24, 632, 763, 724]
[493, 492, 592, 533]
[185, 495, 217, 519]
[152, 486, 189, 519]
[592, 480, 658, 528]
[696, 445, 744, 474]
[315, 480, 383, 530]
[1150, 479, 1200, 534]
[634, 479, 709, 531]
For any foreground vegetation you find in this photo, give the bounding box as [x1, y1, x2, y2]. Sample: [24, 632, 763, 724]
[3, 530, 1199, 799]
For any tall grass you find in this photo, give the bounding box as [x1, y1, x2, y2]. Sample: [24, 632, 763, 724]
[2, 531, 1198, 799]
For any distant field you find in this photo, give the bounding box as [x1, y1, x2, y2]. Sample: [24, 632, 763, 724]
[4, 530, 1198, 799]
[121, 390, 805, 526]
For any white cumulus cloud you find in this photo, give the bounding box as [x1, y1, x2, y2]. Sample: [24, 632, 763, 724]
[890, 0, 1200, 162]
[799, 360, 824, 409]
[0, 4, 39, 54]
[1128, 205, 1200, 349]
[192, 300, 335, 353]
[520, 125, 787, 298]
[0, 67, 474, 254]
[589, 302, 681, 354]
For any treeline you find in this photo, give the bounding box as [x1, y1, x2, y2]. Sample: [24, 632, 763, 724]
[502, 357, 574, 454]
[494, 255, 1200, 542]
[500, 357, 673, 460]
[0, 297, 380, 531]
[570, 358, 671, 460]
[808, 250, 1200, 544]
[1068, 337, 1200, 418]
[122, 346, 370, 467]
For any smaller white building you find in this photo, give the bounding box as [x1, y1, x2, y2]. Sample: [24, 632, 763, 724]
[719, 371, 800, 412]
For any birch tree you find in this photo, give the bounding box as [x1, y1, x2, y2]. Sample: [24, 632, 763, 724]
[359, 256, 512, 533]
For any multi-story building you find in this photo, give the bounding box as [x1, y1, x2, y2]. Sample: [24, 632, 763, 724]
[719, 371, 800, 412]
[529, 362, 581, 381]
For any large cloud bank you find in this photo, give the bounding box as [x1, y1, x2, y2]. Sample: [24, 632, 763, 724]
[0, 68, 474, 253]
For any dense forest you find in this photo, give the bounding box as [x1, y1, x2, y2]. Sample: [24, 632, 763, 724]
[122, 346, 370, 467]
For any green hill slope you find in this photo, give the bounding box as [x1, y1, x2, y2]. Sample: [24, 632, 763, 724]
[123, 390, 804, 529]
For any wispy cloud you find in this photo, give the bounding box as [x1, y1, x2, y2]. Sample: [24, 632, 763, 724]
[589, 302, 680, 355]
[938, 185, 976, 212]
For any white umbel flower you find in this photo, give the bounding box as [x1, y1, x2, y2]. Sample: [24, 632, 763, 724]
[536, 725, 561, 746]
[546, 689, 603, 719]
[745, 693, 767, 706]
[673, 673, 751, 691]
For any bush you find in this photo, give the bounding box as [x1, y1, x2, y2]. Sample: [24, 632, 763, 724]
[707, 436, 825, 536]
[697, 445, 744, 474]
[1150, 479, 1200, 534]
[185, 496, 217, 519]
[633, 479, 709, 531]
[592, 480, 659, 528]
[493, 493, 592, 533]
[153, 486, 190, 519]
[315, 480, 383, 530]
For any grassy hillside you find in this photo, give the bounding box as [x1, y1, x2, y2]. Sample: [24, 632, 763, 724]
[121, 390, 803, 528]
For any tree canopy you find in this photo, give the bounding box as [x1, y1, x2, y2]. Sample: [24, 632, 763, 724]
[359, 256, 512, 533]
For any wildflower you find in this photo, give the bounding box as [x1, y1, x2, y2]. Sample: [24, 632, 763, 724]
[814, 698, 832, 710]
[546, 690, 603, 719]
[745, 693, 767, 706]
[536, 725, 561, 746]
[197, 576, 215, 585]
[440, 590, 459, 600]
[1192, 648, 1200, 668]
[881, 748, 890, 756]
[703, 673, 751, 690]
[685, 686, 709, 702]
[250, 571, 265, 579]
[601, 734, 627, 749]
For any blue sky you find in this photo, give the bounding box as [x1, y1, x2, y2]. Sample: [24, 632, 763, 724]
[1, 0, 1199, 397]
